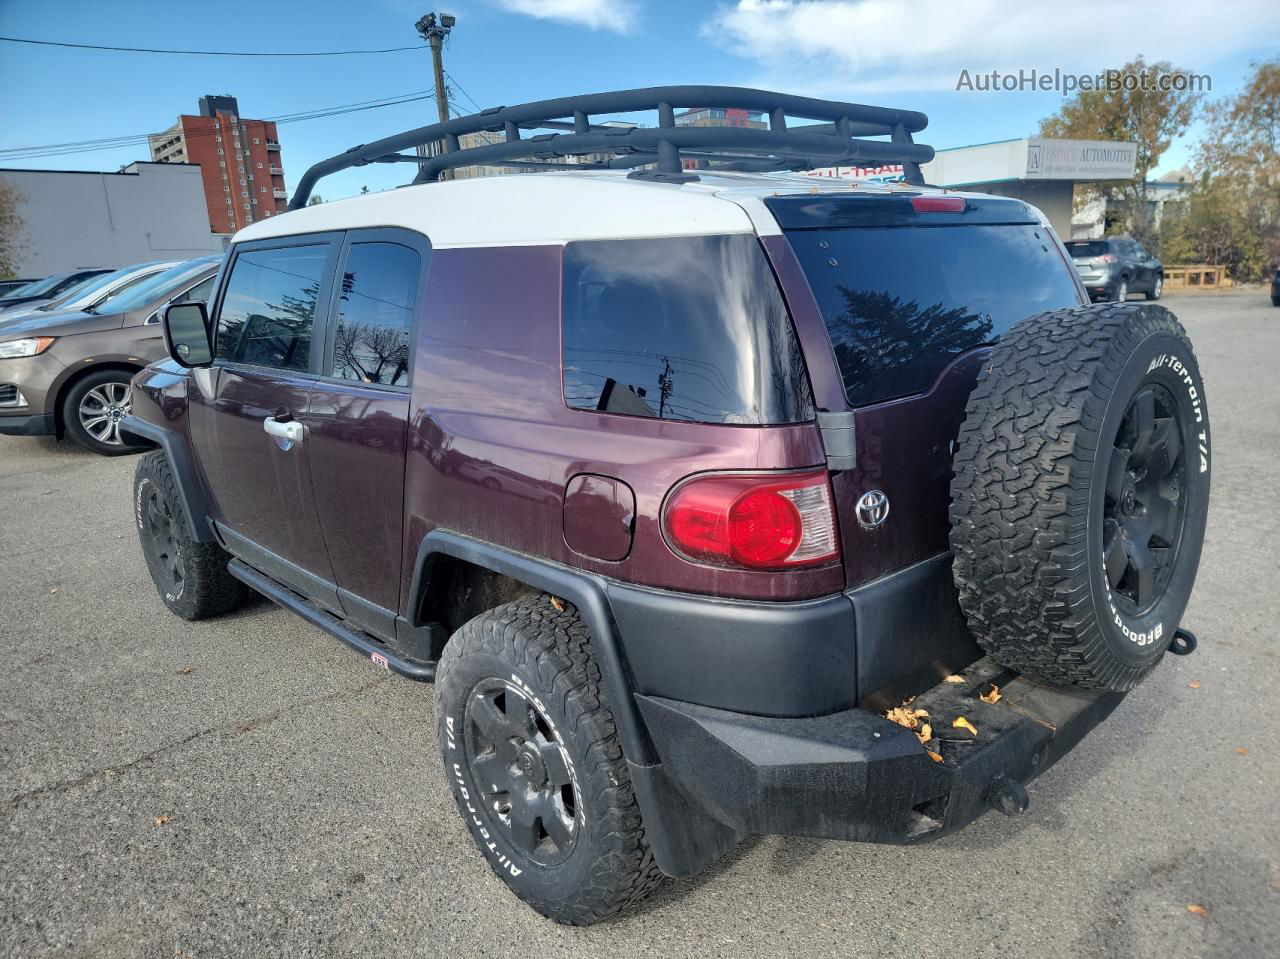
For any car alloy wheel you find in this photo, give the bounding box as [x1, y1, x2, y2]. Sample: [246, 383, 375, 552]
[78, 381, 130, 446]
[461, 678, 579, 866]
[1114, 279, 1128, 302]
[1101, 384, 1187, 615]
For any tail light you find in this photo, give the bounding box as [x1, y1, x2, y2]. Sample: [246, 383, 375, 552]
[662, 470, 840, 570]
[1098, 253, 1118, 263]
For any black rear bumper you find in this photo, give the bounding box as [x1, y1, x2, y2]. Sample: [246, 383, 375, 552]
[638, 657, 1123, 853]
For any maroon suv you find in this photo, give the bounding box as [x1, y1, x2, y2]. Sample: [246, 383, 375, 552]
[124, 88, 1211, 925]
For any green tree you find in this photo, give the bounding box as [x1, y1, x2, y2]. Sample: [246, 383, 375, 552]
[0, 177, 26, 280]
[1190, 59, 1280, 280]
[306, 194, 325, 206]
[1039, 56, 1201, 246]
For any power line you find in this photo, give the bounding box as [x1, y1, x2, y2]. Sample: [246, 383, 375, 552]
[0, 91, 436, 161]
[444, 70, 485, 114]
[0, 35, 421, 57]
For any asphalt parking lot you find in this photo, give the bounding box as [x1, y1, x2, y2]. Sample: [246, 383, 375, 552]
[2, 290, 1277, 959]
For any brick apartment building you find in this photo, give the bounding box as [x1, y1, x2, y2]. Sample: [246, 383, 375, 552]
[149, 95, 287, 234]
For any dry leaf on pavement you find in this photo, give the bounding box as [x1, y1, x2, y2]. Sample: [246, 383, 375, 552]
[953, 716, 978, 736]
[177, 667, 193, 675]
[1186, 904, 1210, 920]
[1236, 747, 1249, 756]
[153, 815, 172, 827]
[979, 684, 1001, 704]
[1189, 680, 1201, 689]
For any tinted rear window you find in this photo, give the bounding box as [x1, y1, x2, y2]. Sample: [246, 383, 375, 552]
[789, 225, 1081, 407]
[1066, 241, 1109, 257]
[562, 235, 813, 425]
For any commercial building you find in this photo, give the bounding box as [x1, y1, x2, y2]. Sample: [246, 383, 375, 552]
[150, 95, 287, 234]
[0, 162, 225, 277]
[674, 108, 767, 129]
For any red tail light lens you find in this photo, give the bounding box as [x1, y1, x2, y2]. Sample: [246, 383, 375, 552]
[663, 470, 840, 570]
[1098, 253, 1118, 263]
[911, 195, 966, 213]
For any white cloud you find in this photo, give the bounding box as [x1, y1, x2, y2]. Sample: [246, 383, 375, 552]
[704, 0, 1280, 93]
[495, 0, 638, 33]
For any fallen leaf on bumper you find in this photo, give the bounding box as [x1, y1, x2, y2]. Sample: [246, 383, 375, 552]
[953, 716, 978, 736]
[885, 706, 929, 730]
[979, 684, 1001, 704]
[926, 750, 944, 763]
[943, 675, 966, 684]
[916, 723, 933, 745]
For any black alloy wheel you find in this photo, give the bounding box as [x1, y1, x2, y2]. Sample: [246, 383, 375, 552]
[462, 678, 578, 866]
[1102, 385, 1187, 615]
[139, 478, 186, 600]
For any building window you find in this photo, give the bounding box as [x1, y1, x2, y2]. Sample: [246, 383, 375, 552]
[252, 198, 258, 205]
[217, 148, 224, 155]
[256, 162, 263, 169]
[253, 137, 260, 144]
[240, 178, 246, 185]
[241, 191, 248, 197]
[224, 185, 230, 192]
[260, 186, 266, 193]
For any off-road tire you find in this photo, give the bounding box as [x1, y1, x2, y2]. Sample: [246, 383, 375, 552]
[134, 450, 248, 620]
[435, 596, 661, 924]
[950, 303, 1210, 691]
[62, 369, 148, 455]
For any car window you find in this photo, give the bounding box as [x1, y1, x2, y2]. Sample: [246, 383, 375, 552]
[788, 224, 1082, 407]
[1065, 241, 1109, 258]
[177, 276, 216, 304]
[216, 245, 328, 372]
[105, 260, 216, 313]
[562, 235, 813, 425]
[330, 241, 418, 387]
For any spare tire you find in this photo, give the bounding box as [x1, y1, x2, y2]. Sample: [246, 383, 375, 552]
[950, 303, 1211, 691]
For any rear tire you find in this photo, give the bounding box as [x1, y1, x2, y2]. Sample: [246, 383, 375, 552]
[1145, 275, 1163, 300]
[134, 450, 248, 620]
[1112, 277, 1129, 302]
[950, 304, 1210, 691]
[435, 596, 661, 924]
[62, 369, 148, 455]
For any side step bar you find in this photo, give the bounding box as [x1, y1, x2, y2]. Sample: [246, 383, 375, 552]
[227, 558, 436, 682]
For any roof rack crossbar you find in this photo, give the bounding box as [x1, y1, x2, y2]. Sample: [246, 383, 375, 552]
[288, 85, 933, 208]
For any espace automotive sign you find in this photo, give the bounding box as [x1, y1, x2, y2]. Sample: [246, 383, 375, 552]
[1025, 138, 1137, 180]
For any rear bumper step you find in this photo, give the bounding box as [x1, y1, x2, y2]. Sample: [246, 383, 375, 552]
[637, 657, 1126, 845]
[227, 559, 435, 682]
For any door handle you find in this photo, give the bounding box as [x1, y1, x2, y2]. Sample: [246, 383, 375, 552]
[263, 416, 304, 445]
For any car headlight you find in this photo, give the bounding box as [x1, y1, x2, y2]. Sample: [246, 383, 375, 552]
[0, 336, 56, 359]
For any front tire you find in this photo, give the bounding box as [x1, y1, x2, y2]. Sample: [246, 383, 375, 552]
[435, 597, 661, 924]
[951, 304, 1210, 691]
[134, 450, 249, 620]
[62, 369, 148, 455]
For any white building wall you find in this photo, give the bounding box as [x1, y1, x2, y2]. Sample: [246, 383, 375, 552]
[0, 162, 224, 276]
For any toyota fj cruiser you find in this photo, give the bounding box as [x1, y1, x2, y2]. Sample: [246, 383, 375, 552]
[124, 88, 1211, 925]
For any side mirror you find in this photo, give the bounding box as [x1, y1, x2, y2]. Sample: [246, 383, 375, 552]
[163, 302, 213, 368]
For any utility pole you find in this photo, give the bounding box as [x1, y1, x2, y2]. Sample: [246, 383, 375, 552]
[415, 12, 455, 178]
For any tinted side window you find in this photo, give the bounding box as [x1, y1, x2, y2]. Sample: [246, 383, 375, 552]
[562, 235, 813, 425]
[331, 242, 419, 387]
[177, 276, 215, 304]
[787, 224, 1081, 407]
[216, 245, 328, 371]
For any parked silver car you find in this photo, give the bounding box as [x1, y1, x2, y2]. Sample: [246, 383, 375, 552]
[0, 260, 182, 324]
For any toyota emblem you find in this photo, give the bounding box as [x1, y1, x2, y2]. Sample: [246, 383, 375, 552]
[855, 489, 890, 529]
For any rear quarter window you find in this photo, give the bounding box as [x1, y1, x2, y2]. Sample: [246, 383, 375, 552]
[562, 234, 813, 425]
[788, 224, 1082, 407]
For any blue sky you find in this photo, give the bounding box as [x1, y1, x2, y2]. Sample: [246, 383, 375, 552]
[2, 0, 1277, 202]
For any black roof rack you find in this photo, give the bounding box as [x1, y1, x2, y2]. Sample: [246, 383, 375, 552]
[288, 85, 934, 210]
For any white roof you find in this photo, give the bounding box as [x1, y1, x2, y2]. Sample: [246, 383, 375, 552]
[232, 170, 1023, 250]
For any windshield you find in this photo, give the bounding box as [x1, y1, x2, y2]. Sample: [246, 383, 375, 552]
[105, 259, 218, 313]
[39, 266, 158, 312]
[5, 273, 70, 298]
